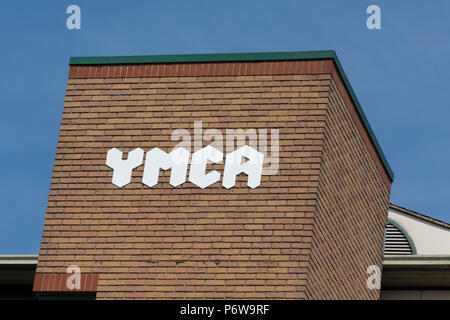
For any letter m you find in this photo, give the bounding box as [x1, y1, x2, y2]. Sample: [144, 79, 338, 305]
[142, 147, 190, 187]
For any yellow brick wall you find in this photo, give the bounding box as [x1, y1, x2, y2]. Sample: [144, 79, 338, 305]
[38, 73, 331, 299]
[35, 59, 391, 299]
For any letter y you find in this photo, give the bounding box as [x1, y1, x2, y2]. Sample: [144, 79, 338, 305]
[106, 148, 144, 187]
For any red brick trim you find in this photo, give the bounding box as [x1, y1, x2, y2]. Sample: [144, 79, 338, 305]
[33, 273, 99, 293]
[68, 60, 331, 79]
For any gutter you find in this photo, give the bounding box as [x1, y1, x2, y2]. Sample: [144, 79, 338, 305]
[0, 255, 38, 265]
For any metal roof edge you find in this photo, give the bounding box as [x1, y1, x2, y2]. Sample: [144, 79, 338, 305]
[69, 50, 336, 65]
[389, 203, 450, 229]
[0, 255, 38, 265]
[69, 50, 394, 182]
[384, 255, 450, 266]
[330, 51, 394, 182]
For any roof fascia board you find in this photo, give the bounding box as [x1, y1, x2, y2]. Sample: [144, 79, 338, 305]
[384, 255, 450, 266]
[389, 203, 450, 229]
[69, 50, 336, 65]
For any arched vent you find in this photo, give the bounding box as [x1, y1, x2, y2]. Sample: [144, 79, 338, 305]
[384, 222, 414, 255]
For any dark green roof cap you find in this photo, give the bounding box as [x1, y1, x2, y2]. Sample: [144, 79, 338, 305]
[70, 50, 394, 182]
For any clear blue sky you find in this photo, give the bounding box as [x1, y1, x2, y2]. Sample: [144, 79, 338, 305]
[1, 1, 449, 254]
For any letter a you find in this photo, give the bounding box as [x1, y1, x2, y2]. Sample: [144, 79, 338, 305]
[66, 5, 81, 30]
[222, 145, 264, 189]
[366, 5, 381, 30]
[66, 265, 81, 290]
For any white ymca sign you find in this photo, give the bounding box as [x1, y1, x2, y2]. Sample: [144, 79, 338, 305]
[106, 145, 264, 189]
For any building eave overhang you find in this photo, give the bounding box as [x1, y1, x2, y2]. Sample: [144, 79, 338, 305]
[0, 255, 37, 286]
[382, 255, 450, 288]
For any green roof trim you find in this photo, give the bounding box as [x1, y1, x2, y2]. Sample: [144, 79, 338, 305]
[69, 50, 394, 181]
[70, 50, 337, 65]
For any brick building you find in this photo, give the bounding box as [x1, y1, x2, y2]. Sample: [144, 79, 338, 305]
[4, 51, 404, 299]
